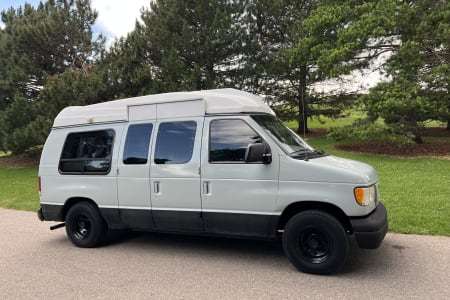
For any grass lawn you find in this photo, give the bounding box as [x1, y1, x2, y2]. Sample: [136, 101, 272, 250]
[284, 114, 360, 129]
[307, 136, 450, 236]
[0, 166, 39, 211]
[284, 111, 446, 131]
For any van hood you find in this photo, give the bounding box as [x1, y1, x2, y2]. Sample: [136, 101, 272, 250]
[279, 155, 379, 185]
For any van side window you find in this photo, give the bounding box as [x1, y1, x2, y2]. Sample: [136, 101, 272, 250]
[209, 119, 262, 163]
[154, 121, 197, 164]
[59, 130, 114, 174]
[123, 124, 153, 164]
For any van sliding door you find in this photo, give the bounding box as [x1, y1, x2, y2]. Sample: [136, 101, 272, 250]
[117, 122, 155, 229]
[150, 117, 203, 231]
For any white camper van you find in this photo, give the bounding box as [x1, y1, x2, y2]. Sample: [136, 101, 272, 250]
[38, 88, 387, 274]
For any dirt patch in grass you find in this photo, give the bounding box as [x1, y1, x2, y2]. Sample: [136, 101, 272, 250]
[336, 141, 450, 158]
[293, 128, 328, 139]
[0, 150, 41, 168]
[335, 127, 450, 158]
[422, 127, 450, 137]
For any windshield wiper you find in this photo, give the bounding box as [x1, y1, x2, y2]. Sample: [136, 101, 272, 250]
[315, 149, 326, 155]
[290, 149, 313, 158]
[290, 149, 327, 161]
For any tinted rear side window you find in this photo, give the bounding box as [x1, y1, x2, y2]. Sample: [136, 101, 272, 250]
[123, 124, 153, 164]
[154, 121, 197, 164]
[59, 130, 114, 174]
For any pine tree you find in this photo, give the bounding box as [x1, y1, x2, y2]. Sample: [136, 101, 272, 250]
[0, 0, 103, 153]
[236, 0, 355, 134]
[97, 32, 156, 100]
[137, 0, 241, 91]
[293, 0, 450, 143]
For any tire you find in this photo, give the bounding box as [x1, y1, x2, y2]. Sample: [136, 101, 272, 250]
[65, 202, 107, 248]
[282, 210, 349, 275]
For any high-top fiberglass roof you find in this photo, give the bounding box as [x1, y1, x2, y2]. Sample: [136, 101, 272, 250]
[53, 88, 275, 128]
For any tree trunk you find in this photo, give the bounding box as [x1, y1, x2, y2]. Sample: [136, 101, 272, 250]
[411, 122, 423, 144]
[447, 106, 450, 130]
[412, 134, 423, 144]
[297, 65, 309, 135]
[297, 107, 309, 135]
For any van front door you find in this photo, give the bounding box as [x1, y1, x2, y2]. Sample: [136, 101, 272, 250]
[150, 118, 203, 231]
[200, 116, 279, 238]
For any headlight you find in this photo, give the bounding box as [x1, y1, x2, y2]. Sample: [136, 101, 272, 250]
[354, 185, 376, 206]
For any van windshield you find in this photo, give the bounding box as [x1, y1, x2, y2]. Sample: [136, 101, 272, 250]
[251, 114, 315, 156]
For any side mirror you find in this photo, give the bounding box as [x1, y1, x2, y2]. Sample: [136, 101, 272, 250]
[245, 143, 272, 164]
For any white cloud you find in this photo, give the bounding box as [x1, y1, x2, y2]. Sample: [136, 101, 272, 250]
[92, 0, 150, 44]
[1, 0, 149, 47]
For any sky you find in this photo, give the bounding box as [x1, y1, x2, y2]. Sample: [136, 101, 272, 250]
[0, 0, 385, 91]
[0, 0, 150, 45]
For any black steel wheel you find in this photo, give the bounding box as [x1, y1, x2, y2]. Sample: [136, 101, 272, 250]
[72, 213, 92, 239]
[65, 201, 107, 248]
[298, 227, 330, 264]
[282, 210, 349, 275]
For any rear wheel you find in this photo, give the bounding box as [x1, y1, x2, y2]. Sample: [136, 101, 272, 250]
[282, 210, 349, 275]
[65, 202, 107, 248]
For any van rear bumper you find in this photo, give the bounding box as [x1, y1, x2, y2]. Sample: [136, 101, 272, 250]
[37, 207, 45, 221]
[349, 202, 388, 249]
[37, 204, 64, 222]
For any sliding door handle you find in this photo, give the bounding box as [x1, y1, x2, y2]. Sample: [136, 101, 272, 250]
[154, 181, 160, 194]
[203, 181, 211, 195]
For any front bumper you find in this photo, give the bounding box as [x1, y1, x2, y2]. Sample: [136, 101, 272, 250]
[350, 202, 388, 249]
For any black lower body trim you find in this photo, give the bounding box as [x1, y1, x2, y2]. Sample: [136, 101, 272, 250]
[39, 204, 280, 240]
[203, 212, 279, 239]
[350, 202, 388, 249]
[153, 210, 203, 231]
[99, 207, 123, 229]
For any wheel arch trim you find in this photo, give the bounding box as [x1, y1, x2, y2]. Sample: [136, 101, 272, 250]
[62, 197, 99, 220]
[278, 201, 353, 233]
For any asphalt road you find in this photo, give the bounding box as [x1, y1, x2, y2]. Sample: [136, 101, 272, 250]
[0, 208, 449, 299]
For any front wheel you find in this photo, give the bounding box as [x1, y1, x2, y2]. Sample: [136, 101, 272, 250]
[65, 202, 107, 248]
[282, 210, 349, 275]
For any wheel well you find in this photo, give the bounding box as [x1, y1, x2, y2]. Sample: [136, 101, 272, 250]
[62, 197, 98, 220]
[278, 202, 353, 233]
